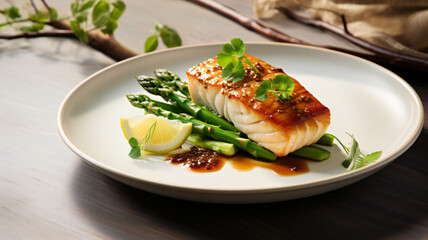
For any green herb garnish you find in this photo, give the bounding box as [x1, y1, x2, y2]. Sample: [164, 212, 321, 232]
[217, 38, 259, 83]
[128, 137, 141, 158]
[338, 133, 382, 171]
[127, 121, 157, 159]
[254, 74, 295, 102]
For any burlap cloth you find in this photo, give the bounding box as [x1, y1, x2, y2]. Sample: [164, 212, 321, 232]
[254, 0, 428, 59]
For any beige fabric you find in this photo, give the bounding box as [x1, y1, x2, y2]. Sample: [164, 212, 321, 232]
[254, 0, 428, 59]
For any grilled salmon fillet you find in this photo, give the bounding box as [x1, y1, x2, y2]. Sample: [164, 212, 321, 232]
[186, 54, 330, 157]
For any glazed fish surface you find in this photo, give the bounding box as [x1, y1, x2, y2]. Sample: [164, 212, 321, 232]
[186, 54, 331, 157]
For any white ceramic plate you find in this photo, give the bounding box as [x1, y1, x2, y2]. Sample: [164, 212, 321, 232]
[58, 43, 423, 203]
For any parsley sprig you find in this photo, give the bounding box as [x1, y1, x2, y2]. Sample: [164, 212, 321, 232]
[254, 75, 295, 102]
[217, 38, 259, 83]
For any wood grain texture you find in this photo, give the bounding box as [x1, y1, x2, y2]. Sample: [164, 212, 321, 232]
[0, 0, 427, 239]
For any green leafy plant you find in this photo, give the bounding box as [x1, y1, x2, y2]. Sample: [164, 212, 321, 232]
[70, 0, 125, 42]
[144, 21, 182, 53]
[0, 3, 58, 32]
[254, 74, 295, 102]
[0, 0, 182, 61]
[217, 38, 259, 82]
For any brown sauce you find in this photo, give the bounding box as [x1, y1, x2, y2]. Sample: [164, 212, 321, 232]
[225, 154, 308, 176]
[165, 146, 225, 173]
[166, 148, 308, 176]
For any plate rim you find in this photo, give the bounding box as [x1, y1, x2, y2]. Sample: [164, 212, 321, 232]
[57, 42, 424, 194]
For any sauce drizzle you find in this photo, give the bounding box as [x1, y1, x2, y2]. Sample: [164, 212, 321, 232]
[225, 154, 308, 176]
[166, 146, 225, 173]
[166, 148, 308, 176]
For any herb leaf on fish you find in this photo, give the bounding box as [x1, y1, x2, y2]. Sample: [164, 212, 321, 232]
[255, 74, 295, 102]
[217, 38, 259, 82]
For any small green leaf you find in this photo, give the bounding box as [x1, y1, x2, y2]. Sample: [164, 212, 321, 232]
[71, 3, 79, 15]
[5, 6, 21, 19]
[74, 10, 89, 23]
[20, 23, 45, 33]
[159, 25, 182, 48]
[102, 19, 117, 34]
[217, 38, 257, 83]
[360, 151, 382, 167]
[342, 135, 360, 169]
[230, 38, 245, 57]
[70, 20, 89, 43]
[144, 34, 158, 53]
[29, 11, 50, 22]
[129, 137, 139, 147]
[92, 0, 110, 28]
[272, 79, 286, 90]
[217, 39, 244, 68]
[71, 0, 95, 17]
[111, 0, 126, 20]
[79, 0, 96, 12]
[274, 75, 295, 96]
[255, 75, 295, 102]
[254, 80, 271, 101]
[48, 7, 58, 21]
[128, 137, 142, 159]
[222, 59, 245, 83]
[129, 147, 141, 158]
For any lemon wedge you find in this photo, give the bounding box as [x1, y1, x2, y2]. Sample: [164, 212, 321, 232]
[121, 114, 192, 154]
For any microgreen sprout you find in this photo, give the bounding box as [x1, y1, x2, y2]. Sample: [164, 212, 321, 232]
[127, 121, 157, 159]
[128, 137, 141, 158]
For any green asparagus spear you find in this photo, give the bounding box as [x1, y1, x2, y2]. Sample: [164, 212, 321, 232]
[187, 133, 237, 156]
[154, 69, 191, 98]
[316, 133, 335, 146]
[134, 95, 181, 114]
[291, 145, 330, 161]
[132, 95, 238, 156]
[136, 75, 244, 136]
[127, 94, 277, 161]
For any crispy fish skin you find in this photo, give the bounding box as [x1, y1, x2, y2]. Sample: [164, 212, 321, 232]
[186, 54, 331, 157]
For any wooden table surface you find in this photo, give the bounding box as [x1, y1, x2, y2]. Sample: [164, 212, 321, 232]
[1, 0, 427, 239]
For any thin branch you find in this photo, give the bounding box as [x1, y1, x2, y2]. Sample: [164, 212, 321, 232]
[1, 20, 138, 61]
[0, 29, 75, 39]
[189, 0, 428, 70]
[40, 0, 51, 11]
[340, 14, 349, 34]
[30, 0, 39, 14]
[50, 21, 138, 61]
